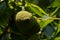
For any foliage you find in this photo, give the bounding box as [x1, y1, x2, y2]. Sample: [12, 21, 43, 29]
[0, 0, 60, 40]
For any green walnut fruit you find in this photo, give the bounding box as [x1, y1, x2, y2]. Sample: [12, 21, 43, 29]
[15, 11, 40, 36]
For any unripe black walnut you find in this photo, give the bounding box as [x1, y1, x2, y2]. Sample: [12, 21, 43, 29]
[15, 11, 40, 36]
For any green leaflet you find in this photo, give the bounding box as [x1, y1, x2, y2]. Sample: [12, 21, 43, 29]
[54, 37, 60, 40]
[29, 3, 47, 17]
[30, 4, 47, 15]
[50, 0, 60, 7]
[40, 19, 54, 29]
[30, 6, 43, 17]
[57, 22, 60, 34]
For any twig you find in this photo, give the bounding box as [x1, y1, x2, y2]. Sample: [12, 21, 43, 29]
[37, 18, 60, 20]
